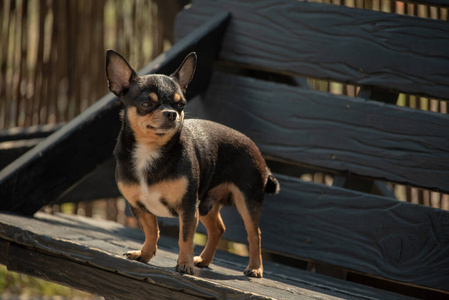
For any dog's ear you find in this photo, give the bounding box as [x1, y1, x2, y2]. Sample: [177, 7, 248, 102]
[170, 52, 197, 93]
[106, 49, 138, 96]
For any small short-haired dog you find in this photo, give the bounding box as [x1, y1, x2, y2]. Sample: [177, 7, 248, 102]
[106, 50, 279, 277]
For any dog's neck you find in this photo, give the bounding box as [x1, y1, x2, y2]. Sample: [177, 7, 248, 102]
[119, 116, 182, 174]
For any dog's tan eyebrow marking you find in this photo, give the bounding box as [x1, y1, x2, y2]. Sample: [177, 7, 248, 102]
[174, 93, 181, 102]
[149, 92, 158, 102]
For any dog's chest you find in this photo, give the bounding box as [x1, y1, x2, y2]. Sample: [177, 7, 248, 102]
[137, 181, 176, 217]
[117, 143, 187, 218]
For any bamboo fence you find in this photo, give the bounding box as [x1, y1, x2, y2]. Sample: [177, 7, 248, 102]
[0, 0, 186, 129]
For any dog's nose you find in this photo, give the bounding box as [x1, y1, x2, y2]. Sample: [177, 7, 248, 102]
[163, 110, 177, 121]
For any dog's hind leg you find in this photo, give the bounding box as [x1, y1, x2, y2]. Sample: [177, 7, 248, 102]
[194, 203, 226, 268]
[231, 185, 264, 278]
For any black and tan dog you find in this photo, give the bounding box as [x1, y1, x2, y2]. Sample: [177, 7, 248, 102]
[106, 50, 279, 278]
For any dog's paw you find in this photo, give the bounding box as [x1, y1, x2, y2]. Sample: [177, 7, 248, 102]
[244, 266, 263, 278]
[176, 261, 195, 275]
[193, 256, 210, 268]
[123, 250, 153, 263]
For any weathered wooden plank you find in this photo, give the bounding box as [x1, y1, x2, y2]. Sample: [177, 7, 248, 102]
[0, 213, 262, 299]
[188, 72, 449, 193]
[0, 95, 122, 216]
[6, 245, 203, 300]
[1, 146, 119, 203]
[0, 139, 41, 169]
[0, 12, 230, 215]
[0, 123, 64, 142]
[176, 0, 449, 100]
[0, 240, 8, 265]
[0, 124, 63, 169]
[406, 0, 449, 6]
[55, 157, 120, 203]
[199, 174, 449, 293]
[0, 212, 413, 300]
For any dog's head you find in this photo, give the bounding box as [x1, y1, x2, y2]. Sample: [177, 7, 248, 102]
[106, 50, 196, 137]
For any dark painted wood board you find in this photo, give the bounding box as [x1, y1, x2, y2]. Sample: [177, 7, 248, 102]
[0, 93, 122, 216]
[55, 157, 120, 203]
[175, 0, 449, 100]
[0, 123, 64, 142]
[180, 174, 449, 293]
[0, 92, 122, 214]
[5, 243, 204, 300]
[187, 72, 449, 193]
[407, 0, 449, 6]
[0, 124, 64, 169]
[1, 145, 120, 203]
[0, 138, 43, 169]
[0, 213, 414, 300]
[0, 12, 230, 216]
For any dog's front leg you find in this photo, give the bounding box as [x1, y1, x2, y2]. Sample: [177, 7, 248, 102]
[176, 208, 199, 275]
[125, 206, 159, 263]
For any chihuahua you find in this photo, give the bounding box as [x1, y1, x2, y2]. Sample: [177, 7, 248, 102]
[106, 50, 279, 278]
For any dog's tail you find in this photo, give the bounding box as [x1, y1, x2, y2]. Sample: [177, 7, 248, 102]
[265, 171, 280, 195]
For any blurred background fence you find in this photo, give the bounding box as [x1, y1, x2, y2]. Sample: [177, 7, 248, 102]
[0, 0, 188, 129]
[0, 0, 448, 220]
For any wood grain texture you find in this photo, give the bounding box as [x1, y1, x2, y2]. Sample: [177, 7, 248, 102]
[0, 213, 260, 300]
[6, 245, 203, 300]
[187, 72, 449, 193]
[175, 0, 449, 100]
[0, 212, 412, 300]
[0, 12, 230, 215]
[203, 174, 449, 292]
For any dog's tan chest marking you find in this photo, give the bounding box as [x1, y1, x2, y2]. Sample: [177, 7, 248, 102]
[118, 177, 188, 217]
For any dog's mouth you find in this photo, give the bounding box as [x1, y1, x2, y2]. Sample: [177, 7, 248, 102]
[145, 122, 179, 135]
[140, 110, 184, 136]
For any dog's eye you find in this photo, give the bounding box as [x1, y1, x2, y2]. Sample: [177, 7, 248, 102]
[141, 101, 155, 108]
[176, 102, 186, 109]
